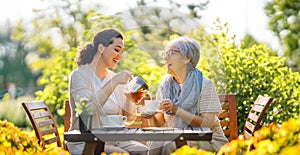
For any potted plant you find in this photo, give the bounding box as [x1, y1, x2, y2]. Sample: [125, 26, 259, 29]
[75, 97, 93, 133]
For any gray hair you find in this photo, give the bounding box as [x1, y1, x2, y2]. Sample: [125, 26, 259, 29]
[166, 36, 200, 68]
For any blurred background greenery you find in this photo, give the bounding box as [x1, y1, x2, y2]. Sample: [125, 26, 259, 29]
[0, 0, 299, 134]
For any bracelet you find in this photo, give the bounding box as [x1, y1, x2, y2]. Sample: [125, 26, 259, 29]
[165, 110, 175, 115]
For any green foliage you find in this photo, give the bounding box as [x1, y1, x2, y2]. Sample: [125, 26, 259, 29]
[0, 96, 34, 128]
[35, 48, 76, 125]
[190, 21, 300, 133]
[223, 43, 300, 129]
[264, 0, 300, 70]
[0, 23, 39, 92]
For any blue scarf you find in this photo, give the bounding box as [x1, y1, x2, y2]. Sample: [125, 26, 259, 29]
[160, 68, 203, 127]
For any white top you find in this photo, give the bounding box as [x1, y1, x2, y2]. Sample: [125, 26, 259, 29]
[93, 72, 119, 114]
[68, 64, 134, 131]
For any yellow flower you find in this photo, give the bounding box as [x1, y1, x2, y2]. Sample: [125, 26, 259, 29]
[279, 143, 300, 155]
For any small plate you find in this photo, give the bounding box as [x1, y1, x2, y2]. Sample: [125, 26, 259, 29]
[102, 126, 126, 130]
[145, 110, 162, 113]
[140, 110, 162, 116]
[142, 127, 176, 131]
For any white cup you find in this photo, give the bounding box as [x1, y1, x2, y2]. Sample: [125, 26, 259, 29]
[101, 115, 127, 127]
[144, 100, 160, 112]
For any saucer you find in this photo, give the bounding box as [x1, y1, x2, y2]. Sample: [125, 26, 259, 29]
[145, 110, 162, 113]
[142, 127, 176, 131]
[140, 110, 162, 116]
[102, 126, 126, 130]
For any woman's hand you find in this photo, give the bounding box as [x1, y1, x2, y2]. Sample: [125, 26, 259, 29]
[159, 99, 178, 114]
[113, 71, 132, 85]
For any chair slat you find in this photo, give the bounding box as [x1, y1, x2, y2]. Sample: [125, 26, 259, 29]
[32, 111, 51, 119]
[244, 121, 255, 131]
[244, 130, 252, 140]
[255, 96, 272, 106]
[222, 104, 229, 110]
[218, 94, 228, 101]
[24, 101, 48, 110]
[251, 105, 263, 113]
[223, 129, 230, 135]
[38, 119, 54, 127]
[219, 112, 229, 118]
[44, 137, 60, 145]
[220, 121, 229, 127]
[248, 113, 259, 122]
[41, 128, 57, 136]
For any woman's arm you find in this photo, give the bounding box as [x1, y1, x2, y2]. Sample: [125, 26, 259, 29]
[146, 112, 166, 127]
[70, 70, 132, 113]
[175, 108, 218, 127]
[159, 99, 217, 127]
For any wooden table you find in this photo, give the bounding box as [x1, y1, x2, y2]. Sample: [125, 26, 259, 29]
[64, 127, 212, 155]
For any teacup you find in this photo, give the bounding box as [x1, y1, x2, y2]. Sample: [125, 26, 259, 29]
[101, 115, 127, 127]
[144, 100, 160, 112]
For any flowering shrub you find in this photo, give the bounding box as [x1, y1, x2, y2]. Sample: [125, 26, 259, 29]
[171, 145, 215, 155]
[101, 153, 129, 155]
[0, 120, 70, 155]
[218, 118, 300, 155]
[0, 120, 42, 153]
[172, 118, 300, 155]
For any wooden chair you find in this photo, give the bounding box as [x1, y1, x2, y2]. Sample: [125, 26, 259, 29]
[22, 101, 62, 149]
[243, 95, 273, 140]
[64, 100, 71, 132]
[218, 94, 238, 142]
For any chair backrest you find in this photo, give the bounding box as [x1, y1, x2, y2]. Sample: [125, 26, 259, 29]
[243, 95, 273, 140]
[64, 100, 71, 132]
[22, 101, 62, 149]
[218, 94, 238, 142]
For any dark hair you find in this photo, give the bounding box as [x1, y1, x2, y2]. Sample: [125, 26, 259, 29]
[76, 28, 123, 66]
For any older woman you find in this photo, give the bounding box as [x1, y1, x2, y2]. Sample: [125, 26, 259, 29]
[147, 36, 228, 154]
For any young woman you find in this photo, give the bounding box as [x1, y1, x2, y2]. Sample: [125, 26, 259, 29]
[68, 28, 148, 155]
[147, 36, 228, 154]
